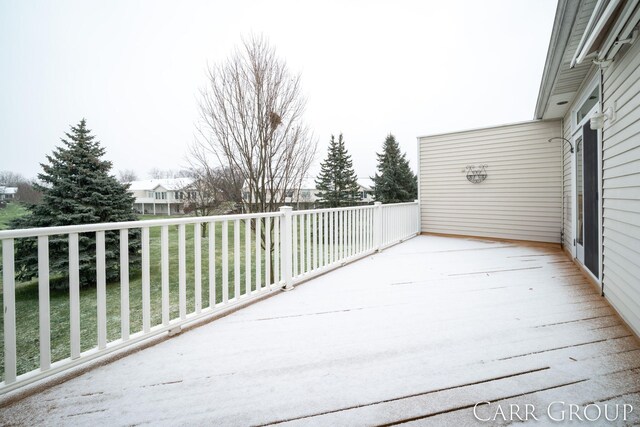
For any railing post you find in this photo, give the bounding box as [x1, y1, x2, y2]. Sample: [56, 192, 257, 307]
[280, 206, 294, 291]
[415, 199, 420, 235]
[374, 202, 382, 252]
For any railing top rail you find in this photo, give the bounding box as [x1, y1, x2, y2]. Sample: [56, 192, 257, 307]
[0, 210, 283, 240]
[293, 204, 376, 215]
[380, 201, 419, 208]
[0, 201, 419, 240]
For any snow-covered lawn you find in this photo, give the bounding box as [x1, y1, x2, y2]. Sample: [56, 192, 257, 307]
[1, 235, 639, 425]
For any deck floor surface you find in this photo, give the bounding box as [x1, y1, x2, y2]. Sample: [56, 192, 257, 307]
[2, 235, 640, 426]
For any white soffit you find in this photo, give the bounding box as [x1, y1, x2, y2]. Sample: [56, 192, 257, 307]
[538, 0, 598, 119]
[544, 92, 577, 119]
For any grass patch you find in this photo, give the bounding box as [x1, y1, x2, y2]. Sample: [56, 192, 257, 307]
[0, 214, 276, 380]
[0, 203, 28, 230]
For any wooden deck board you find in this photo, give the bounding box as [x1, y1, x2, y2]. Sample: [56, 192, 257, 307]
[1, 235, 638, 426]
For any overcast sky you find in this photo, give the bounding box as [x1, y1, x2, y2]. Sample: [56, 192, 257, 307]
[0, 0, 557, 182]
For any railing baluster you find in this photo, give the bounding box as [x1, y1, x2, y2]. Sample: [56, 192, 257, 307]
[194, 223, 202, 313]
[37, 235, 51, 371]
[359, 209, 362, 253]
[293, 214, 298, 277]
[96, 231, 107, 350]
[348, 209, 352, 258]
[351, 209, 355, 257]
[348, 209, 352, 257]
[303, 214, 308, 273]
[335, 211, 339, 262]
[161, 226, 169, 325]
[364, 209, 368, 250]
[323, 212, 328, 266]
[142, 227, 151, 332]
[222, 220, 229, 303]
[280, 207, 293, 290]
[245, 218, 251, 296]
[344, 210, 348, 258]
[354, 209, 359, 255]
[209, 221, 216, 308]
[299, 214, 304, 274]
[329, 211, 334, 264]
[364, 209, 368, 251]
[339, 210, 347, 261]
[361, 209, 364, 253]
[265, 217, 271, 287]
[274, 217, 280, 284]
[69, 233, 80, 359]
[234, 219, 240, 300]
[313, 213, 318, 270]
[178, 224, 186, 320]
[306, 213, 311, 273]
[3, 239, 17, 383]
[340, 210, 345, 260]
[255, 218, 261, 291]
[119, 229, 129, 341]
[350, 209, 353, 256]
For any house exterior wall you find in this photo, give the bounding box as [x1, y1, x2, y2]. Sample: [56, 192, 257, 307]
[418, 120, 562, 243]
[556, 39, 640, 336]
[599, 39, 640, 336]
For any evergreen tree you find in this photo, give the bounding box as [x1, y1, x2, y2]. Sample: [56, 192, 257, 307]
[12, 119, 140, 288]
[371, 134, 417, 203]
[315, 134, 361, 207]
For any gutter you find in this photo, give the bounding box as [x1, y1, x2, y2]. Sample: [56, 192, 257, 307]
[534, 0, 581, 120]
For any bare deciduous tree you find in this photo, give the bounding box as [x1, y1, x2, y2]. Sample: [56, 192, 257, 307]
[0, 171, 27, 186]
[148, 168, 191, 180]
[118, 169, 138, 183]
[16, 181, 43, 204]
[192, 35, 317, 214]
[148, 168, 168, 179]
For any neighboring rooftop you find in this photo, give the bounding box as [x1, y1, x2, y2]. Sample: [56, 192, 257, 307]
[127, 178, 194, 191]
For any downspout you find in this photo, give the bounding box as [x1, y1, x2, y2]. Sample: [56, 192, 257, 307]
[598, 63, 606, 297]
[560, 119, 564, 250]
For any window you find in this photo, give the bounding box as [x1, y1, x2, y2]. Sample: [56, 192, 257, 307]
[576, 87, 599, 124]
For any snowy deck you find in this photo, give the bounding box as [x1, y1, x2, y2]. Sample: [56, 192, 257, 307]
[2, 235, 640, 425]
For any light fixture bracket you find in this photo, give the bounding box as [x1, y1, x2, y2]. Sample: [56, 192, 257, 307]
[548, 137, 574, 153]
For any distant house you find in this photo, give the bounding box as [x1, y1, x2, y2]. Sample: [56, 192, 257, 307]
[357, 178, 375, 203]
[0, 185, 18, 201]
[127, 178, 195, 215]
[241, 177, 374, 208]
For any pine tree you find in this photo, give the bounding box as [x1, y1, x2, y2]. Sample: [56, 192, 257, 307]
[372, 134, 417, 203]
[315, 134, 361, 207]
[12, 119, 140, 288]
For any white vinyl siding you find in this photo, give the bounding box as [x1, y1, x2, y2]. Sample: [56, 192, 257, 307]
[418, 120, 563, 243]
[600, 38, 640, 336]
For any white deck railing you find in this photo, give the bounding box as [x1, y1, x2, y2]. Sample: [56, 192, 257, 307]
[0, 201, 419, 394]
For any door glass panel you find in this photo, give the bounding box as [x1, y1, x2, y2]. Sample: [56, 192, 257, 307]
[576, 138, 584, 246]
[576, 87, 599, 124]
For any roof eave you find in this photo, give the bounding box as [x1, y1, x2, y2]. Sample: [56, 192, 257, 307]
[534, 0, 582, 120]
